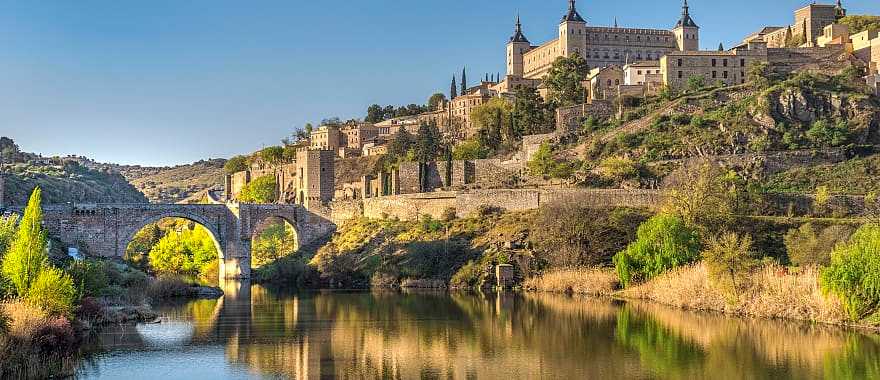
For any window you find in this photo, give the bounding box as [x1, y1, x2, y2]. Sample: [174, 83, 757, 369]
[723, 59, 728, 67]
[712, 71, 717, 79]
[637, 70, 642, 75]
[740, 59, 745, 67]
[678, 71, 683, 79]
[615, 79, 620, 85]
[712, 59, 717, 67]
[677, 59, 683, 66]
[723, 71, 728, 79]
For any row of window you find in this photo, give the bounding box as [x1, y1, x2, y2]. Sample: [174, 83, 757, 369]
[564, 29, 673, 43]
[675, 70, 747, 82]
[676, 58, 748, 67]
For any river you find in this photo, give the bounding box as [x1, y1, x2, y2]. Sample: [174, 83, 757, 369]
[73, 281, 880, 379]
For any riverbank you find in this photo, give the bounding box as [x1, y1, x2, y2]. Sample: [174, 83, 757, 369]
[524, 264, 880, 331]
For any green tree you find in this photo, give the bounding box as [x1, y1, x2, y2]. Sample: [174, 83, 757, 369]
[543, 53, 589, 107]
[839, 15, 880, 34]
[2, 187, 48, 296]
[450, 75, 458, 99]
[821, 223, 880, 320]
[0, 214, 18, 258]
[747, 61, 771, 88]
[686, 75, 707, 92]
[512, 86, 552, 136]
[148, 224, 219, 276]
[252, 221, 298, 267]
[239, 175, 278, 204]
[784, 223, 854, 267]
[471, 97, 513, 149]
[461, 67, 467, 95]
[414, 123, 442, 163]
[366, 104, 384, 123]
[224, 155, 249, 174]
[527, 143, 575, 179]
[260, 146, 285, 166]
[451, 139, 489, 160]
[613, 214, 702, 288]
[428, 93, 447, 110]
[663, 162, 742, 235]
[27, 266, 76, 317]
[806, 119, 850, 147]
[702, 232, 759, 301]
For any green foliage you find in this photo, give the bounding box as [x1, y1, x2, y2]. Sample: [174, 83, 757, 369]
[820, 224, 880, 320]
[663, 162, 742, 234]
[527, 143, 575, 179]
[451, 139, 489, 160]
[224, 155, 249, 174]
[530, 204, 648, 268]
[838, 15, 880, 34]
[512, 85, 553, 136]
[419, 215, 444, 234]
[26, 267, 76, 317]
[125, 223, 162, 271]
[427, 93, 447, 110]
[2, 188, 48, 297]
[472, 97, 514, 149]
[784, 223, 854, 267]
[0, 214, 18, 260]
[259, 146, 285, 166]
[686, 75, 707, 92]
[148, 224, 219, 276]
[763, 154, 880, 195]
[805, 119, 850, 147]
[544, 53, 589, 107]
[613, 214, 702, 288]
[66, 260, 110, 299]
[598, 156, 640, 182]
[414, 123, 442, 163]
[702, 232, 759, 300]
[252, 221, 298, 268]
[238, 175, 277, 204]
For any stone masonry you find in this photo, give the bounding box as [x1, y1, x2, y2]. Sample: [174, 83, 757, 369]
[27, 202, 335, 279]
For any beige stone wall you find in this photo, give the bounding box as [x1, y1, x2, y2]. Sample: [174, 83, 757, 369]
[523, 40, 561, 79]
[794, 4, 840, 47]
[661, 47, 766, 90]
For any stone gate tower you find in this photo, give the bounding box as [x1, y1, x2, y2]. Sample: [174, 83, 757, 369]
[673, 0, 700, 51]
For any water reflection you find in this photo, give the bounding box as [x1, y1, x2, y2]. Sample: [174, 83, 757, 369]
[77, 283, 880, 379]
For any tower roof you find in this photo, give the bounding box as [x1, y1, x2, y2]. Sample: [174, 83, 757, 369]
[675, 0, 698, 28]
[561, 0, 586, 23]
[509, 14, 530, 43]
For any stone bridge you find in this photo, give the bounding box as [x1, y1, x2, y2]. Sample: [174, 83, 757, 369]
[29, 202, 335, 279]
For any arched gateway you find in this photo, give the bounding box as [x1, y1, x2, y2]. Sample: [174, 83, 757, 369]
[36, 202, 335, 279]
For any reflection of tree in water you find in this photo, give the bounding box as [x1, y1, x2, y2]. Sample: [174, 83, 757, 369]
[615, 306, 707, 378]
[823, 334, 880, 379]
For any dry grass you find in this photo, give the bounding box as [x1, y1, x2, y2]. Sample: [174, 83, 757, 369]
[0, 301, 79, 378]
[619, 263, 847, 324]
[147, 276, 196, 299]
[523, 268, 619, 296]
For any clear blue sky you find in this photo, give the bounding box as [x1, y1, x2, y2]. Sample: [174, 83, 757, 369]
[1, 0, 878, 166]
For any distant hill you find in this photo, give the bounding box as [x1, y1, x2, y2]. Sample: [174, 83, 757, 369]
[113, 159, 226, 204]
[1, 162, 148, 206]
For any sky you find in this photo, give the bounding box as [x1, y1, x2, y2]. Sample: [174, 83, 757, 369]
[1, 0, 878, 166]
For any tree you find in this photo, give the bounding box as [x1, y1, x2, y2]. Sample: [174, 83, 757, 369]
[366, 104, 385, 123]
[544, 53, 589, 107]
[527, 143, 575, 179]
[0, 137, 19, 164]
[471, 97, 513, 149]
[702, 232, 759, 301]
[821, 223, 880, 320]
[224, 155, 249, 174]
[2, 187, 48, 296]
[414, 123, 442, 163]
[450, 75, 458, 99]
[0, 214, 18, 260]
[148, 224, 219, 276]
[512, 86, 552, 136]
[662, 161, 742, 235]
[839, 15, 880, 35]
[747, 61, 771, 88]
[252, 221, 298, 267]
[428, 93, 447, 110]
[686, 75, 706, 92]
[260, 146, 285, 166]
[461, 67, 468, 95]
[613, 214, 702, 288]
[238, 175, 278, 204]
[451, 140, 489, 160]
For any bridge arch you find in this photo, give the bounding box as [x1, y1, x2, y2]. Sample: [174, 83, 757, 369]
[118, 211, 226, 262]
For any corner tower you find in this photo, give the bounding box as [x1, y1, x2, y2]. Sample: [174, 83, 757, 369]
[559, 0, 587, 58]
[507, 15, 530, 77]
[673, 0, 699, 51]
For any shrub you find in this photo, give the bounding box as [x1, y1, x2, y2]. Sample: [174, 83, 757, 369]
[2, 188, 48, 297]
[527, 143, 575, 179]
[814, 185, 831, 214]
[449, 260, 483, 288]
[597, 157, 639, 182]
[66, 260, 109, 299]
[806, 119, 850, 147]
[238, 175, 278, 204]
[784, 223, 854, 267]
[820, 224, 880, 320]
[531, 204, 647, 268]
[702, 232, 759, 300]
[26, 267, 76, 317]
[419, 215, 444, 234]
[613, 214, 701, 288]
[441, 208, 457, 222]
[451, 140, 489, 160]
[663, 161, 742, 234]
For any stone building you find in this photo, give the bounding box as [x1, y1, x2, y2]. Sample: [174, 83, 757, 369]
[500, 0, 697, 85]
[743, 1, 847, 48]
[623, 61, 662, 85]
[449, 81, 497, 137]
[225, 149, 335, 209]
[310, 125, 342, 151]
[661, 42, 767, 89]
[587, 66, 624, 101]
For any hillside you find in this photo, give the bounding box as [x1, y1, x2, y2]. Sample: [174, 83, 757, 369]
[1, 162, 148, 206]
[114, 159, 226, 204]
[550, 68, 880, 195]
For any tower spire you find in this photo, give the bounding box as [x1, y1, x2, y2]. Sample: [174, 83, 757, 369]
[510, 13, 530, 43]
[675, 0, 698, 28]
[561, 0, 585, 23]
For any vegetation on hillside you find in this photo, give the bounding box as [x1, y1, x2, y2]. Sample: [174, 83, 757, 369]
[121, 159, 226, 203]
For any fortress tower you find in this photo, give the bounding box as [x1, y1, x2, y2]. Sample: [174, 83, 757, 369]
[673, 0, 700, 51]
[559, 0, 587, 58]
[507, 15, 530, 77]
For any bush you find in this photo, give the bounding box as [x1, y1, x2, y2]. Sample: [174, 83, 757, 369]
[784, 223, 854, 267]
[419, 215, 444, 234]
[451, 140, 489, 160]
[613, 214, 701, 288]
[238, 175, 278, 204]
[66, 260, 110, 299]
[806, 119, 850, 147]
[702, 232, 758, 300]
[531, 204, 647, 268]
[449, 260, 484, 289]
[441, 208, 457, 222]
[0, 214, 18, 260]
[527, 143, 575, 179]
[26, 267, 76, 317]
[597, 157, 639, 182]
[147, 276, 194, 299]
[820, 224, 880, 320]
[663, 161, 742, 234]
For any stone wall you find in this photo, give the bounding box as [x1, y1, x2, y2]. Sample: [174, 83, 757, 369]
[766, 46, 852, 76]
[521, 133, 559, 161]
[555, 101, 614, 134]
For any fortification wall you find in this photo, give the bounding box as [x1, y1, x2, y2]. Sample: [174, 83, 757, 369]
[555, 101, 614, 134]
[767, 46, 852, 75]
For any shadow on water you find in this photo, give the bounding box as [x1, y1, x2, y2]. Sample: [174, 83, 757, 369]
[72, 283, 880, 379]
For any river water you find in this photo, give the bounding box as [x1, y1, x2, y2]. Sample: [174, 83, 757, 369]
[74, 281, 880, 379]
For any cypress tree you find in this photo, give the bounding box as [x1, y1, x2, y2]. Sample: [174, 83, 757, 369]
[2, 187, 48, 296]
[451, 75, 458, 99]
[461, 67, 468, 95]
